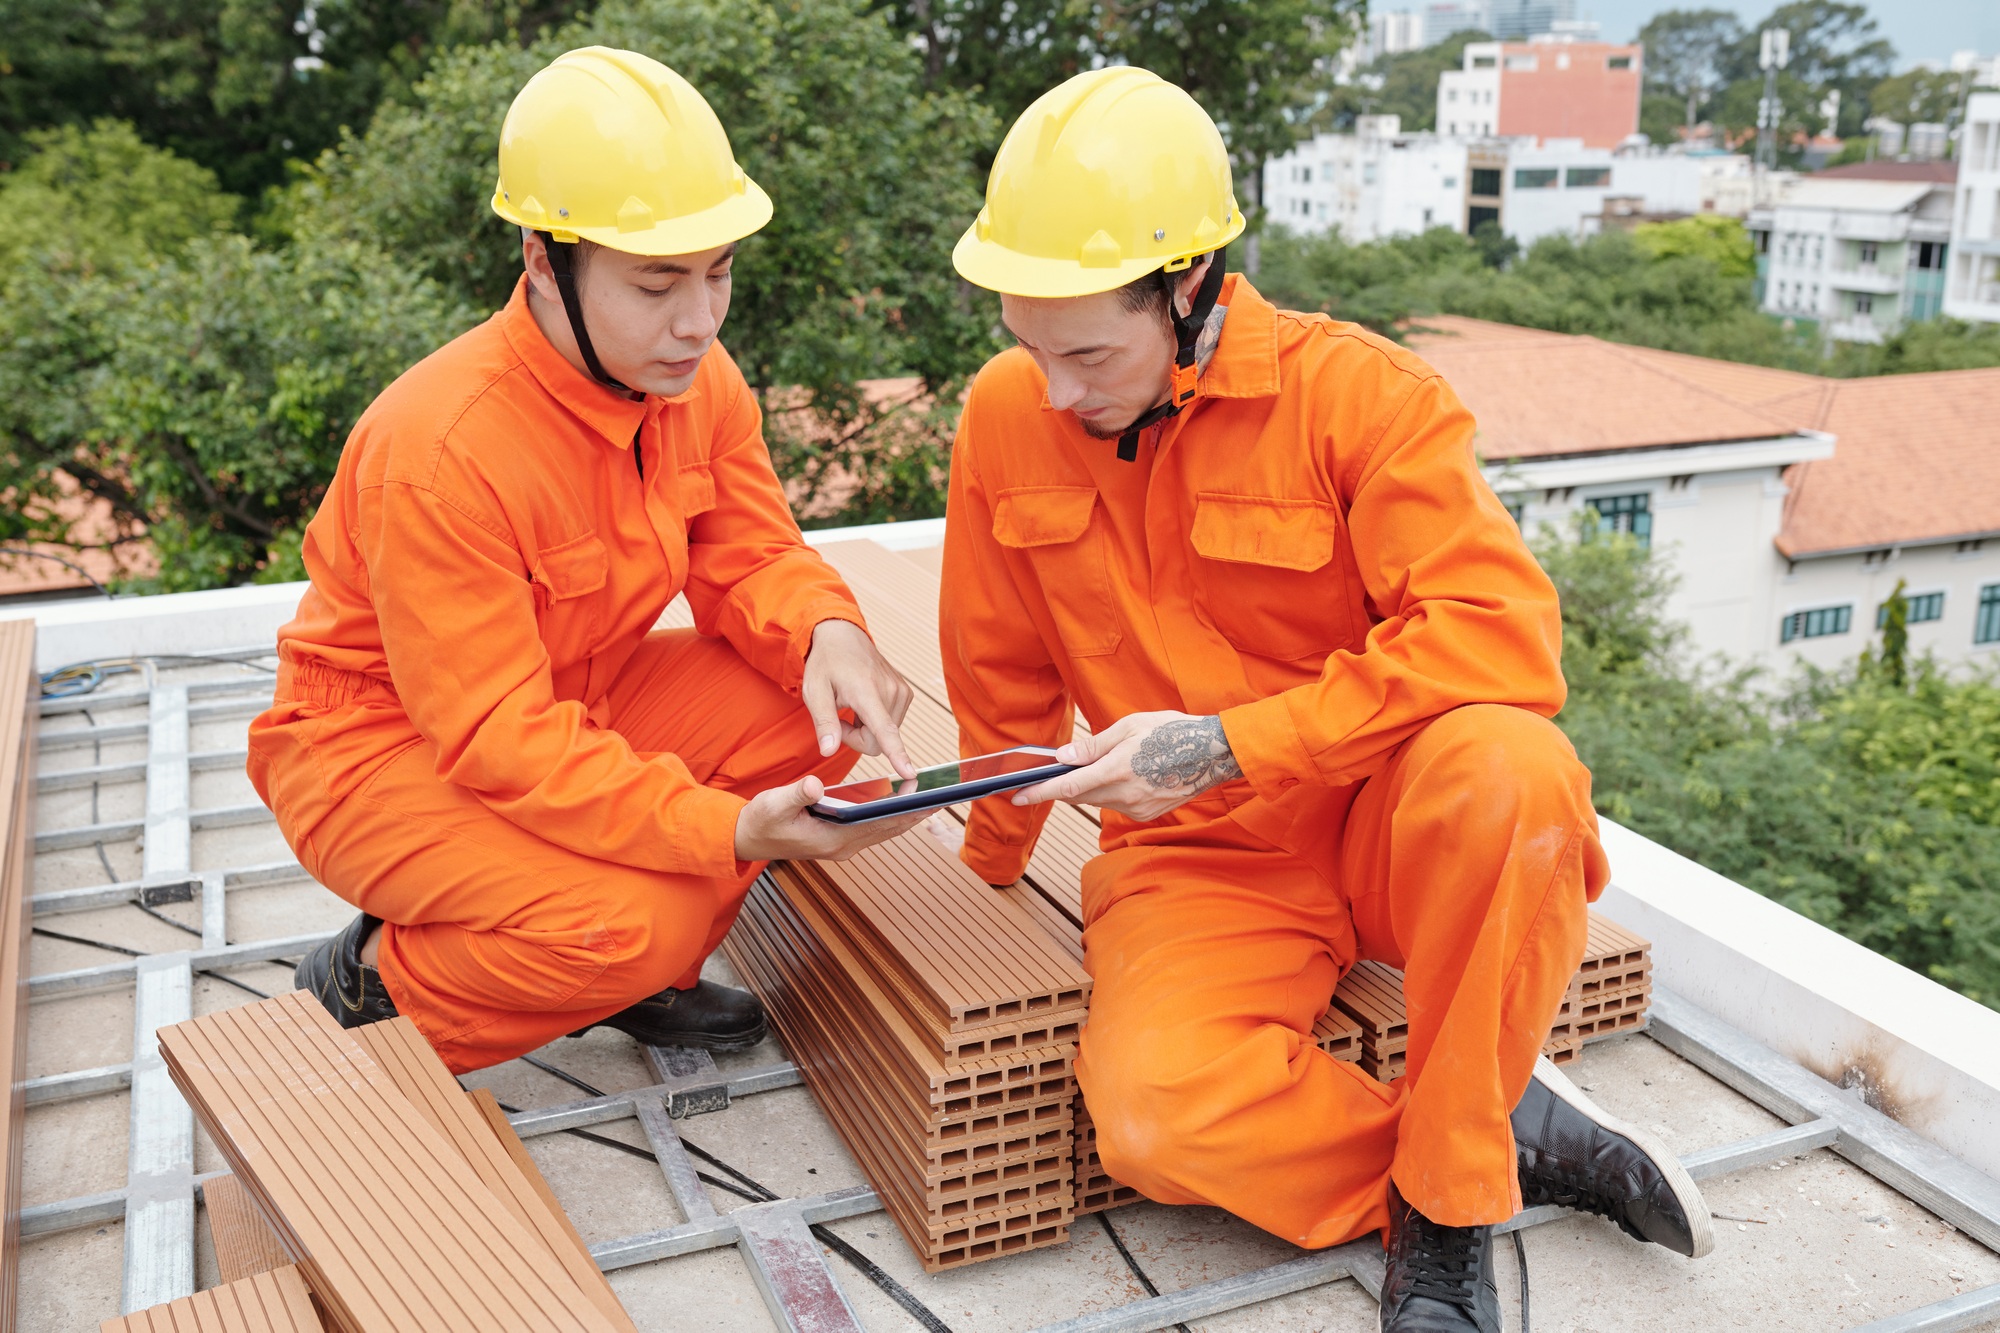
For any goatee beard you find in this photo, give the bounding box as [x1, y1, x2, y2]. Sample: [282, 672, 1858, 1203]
[1077, 414, 1136, 440]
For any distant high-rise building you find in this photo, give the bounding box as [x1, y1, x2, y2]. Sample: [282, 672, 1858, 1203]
[1423, 1, 1490, 46]
[1436, 39, 1642, 148]
[1369, 9, 1429, 60]
[1487, 0, 1574, 40]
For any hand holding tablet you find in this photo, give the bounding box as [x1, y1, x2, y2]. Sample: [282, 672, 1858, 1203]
[808, 746, 1077, 824]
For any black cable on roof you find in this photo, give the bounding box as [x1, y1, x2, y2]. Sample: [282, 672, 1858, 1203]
[1094, 1211, 1191, 1333]
[1513, 1228, 1531, 1333]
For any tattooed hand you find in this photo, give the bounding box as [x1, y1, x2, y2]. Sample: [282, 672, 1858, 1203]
[1009, 710, 1244, 822]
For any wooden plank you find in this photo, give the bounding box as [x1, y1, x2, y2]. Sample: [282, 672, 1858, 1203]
[101, 1265, 324, 1333]
[349, 1022, 637, 1333]
[205, 1174, 292, 1285]
[159, 991, 618, 1333]
[463, 1088, 600, 1279]
[782, 834, 1089, 1034]
[0, 618, 35, 1333]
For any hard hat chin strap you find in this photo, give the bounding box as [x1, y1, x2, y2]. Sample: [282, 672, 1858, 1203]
[538, 231, 632, 394]
[1116, 246, 1229, 463]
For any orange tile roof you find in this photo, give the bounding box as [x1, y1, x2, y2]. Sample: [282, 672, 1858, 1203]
[1775, 367, 2000, 557]
[1399, 314, 2000, 558]
[1403, 316, 1806, 458]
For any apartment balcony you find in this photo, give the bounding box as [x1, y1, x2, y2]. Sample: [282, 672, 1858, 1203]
[1828, 315, 1889, 343]
[1826, 266, 1904, 295]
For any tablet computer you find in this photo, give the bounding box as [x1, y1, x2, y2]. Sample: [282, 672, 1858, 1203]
[808, 746, 1076, 824]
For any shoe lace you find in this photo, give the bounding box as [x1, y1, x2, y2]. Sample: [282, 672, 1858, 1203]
[1402, 1212, 1483, 1309]
[1520, 1159, 1624, 1218]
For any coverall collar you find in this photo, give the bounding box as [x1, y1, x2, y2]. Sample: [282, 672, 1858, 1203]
[499, 276, 653, 450]
[1038, 272, 1282, 414]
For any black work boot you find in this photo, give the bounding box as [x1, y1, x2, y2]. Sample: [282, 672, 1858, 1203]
[1514, 1055, 1714, 1258]
[294, 912, 399, 1029]
[568, 980, 767, 1052]
[1379, 1182, 1501, 1333]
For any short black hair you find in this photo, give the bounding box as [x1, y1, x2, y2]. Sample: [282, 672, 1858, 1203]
[1113, 252, 1211, 319]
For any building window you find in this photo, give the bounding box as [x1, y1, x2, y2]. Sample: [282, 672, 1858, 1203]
[1442, 175, 1459, 189]
[1978, 585, 2000, 645]
[1514, 167, 1560, 190]
[1565, 166, 1611, 188]
[1505, 54, 1538, 71]
[1587, 493, 1652, 547]
[1501, 496, 1526, 526]
[1915, 241, 1946, 271]
[1878, 592, 1944, 626]
[1854, 293, 1874, 316]
[1859, 241, 1878, 265]
[1469, 204, 1500, 230]
[1363, 162, 1378, 185]
[1470, 167, 1503, 196]
[1781, 605, 1853, 643]
[1608, 54, 1633, 69]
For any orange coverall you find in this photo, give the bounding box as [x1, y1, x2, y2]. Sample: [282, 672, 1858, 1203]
[248, 278, 860, 1071]
[941, 274, 1609, 1247]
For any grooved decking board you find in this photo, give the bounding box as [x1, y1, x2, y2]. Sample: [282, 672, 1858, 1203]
[205, 1174, 292, 1285]
[1000, 885, 1084, 967]
[463, 1087, 600, 1282]
[158, 991, 618, 1333]
[348, 1021, 635, 1333]
[726, 904, 1074, 1267]
[101, 1265, 323, 1333]
[1331, 961, 1410, 1051]
[735, 882, 1076, 1155]
[0, 619, 34, 1333]
[781, 833, 1089, 1033]
[1312, 1007, 1364, 1060]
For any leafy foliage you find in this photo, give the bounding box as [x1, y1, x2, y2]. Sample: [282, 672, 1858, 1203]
[1536, 517, 2000, 1008]
[1258, 220, 2000, 378]
[1319, 29, 1492, 135]
[0, 0, 590, 196]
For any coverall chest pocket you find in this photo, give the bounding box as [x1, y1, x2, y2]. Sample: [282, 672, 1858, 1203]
[677, 464, 718, 520]
[529, 532, 609, 653]
[1189, 494, 1352, 660]
[993, 486, 1122, 658]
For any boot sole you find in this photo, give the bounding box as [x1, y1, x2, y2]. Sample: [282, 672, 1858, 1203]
[1532, 1055, 1715, 1258]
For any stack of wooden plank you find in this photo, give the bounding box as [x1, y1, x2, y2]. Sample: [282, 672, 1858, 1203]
[1330, 961, 1413, 1084]
[0, 620, 34, 1333]
[147, 991, 634, 1333]
[722, 829, 1090, 1270]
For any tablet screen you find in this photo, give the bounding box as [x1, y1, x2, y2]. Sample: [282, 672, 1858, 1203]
[819, 749, 1061, 806]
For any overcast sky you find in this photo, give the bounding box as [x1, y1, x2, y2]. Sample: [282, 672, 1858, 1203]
[1585, 0, 1999, 69]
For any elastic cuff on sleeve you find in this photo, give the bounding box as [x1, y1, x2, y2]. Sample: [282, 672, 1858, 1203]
[1220, 693, 1320, 804]
[784, 601, 871, 694]
[668, 785, 753, 880]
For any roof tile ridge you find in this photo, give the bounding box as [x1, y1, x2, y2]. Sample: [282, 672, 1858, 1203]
[1587, 337, 1820, 436]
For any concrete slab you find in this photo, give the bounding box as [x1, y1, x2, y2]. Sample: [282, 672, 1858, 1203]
[15, 659, 2000, 1333]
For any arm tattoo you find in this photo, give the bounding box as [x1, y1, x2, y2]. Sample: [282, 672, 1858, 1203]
[1130, 716, 1242, 792]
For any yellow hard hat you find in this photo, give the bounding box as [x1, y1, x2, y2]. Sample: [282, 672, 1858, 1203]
[953, 67, 1245, 299]
[491, 46, 770, 256]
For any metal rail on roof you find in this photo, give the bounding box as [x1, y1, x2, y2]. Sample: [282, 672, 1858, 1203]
[21, 669, 2000, 1332]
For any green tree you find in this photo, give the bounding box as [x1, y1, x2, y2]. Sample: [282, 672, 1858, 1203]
[1868, 67, 1968, 127]
[0, 119, 239, 271]
[1636, 8, 1743, 136]
[281, 0, 1001, 525]
[1532, 516, 2000, 1007]
[0, 0, 590, 196]
[1632, 214, 1755, 278]
[1716, 1, 1895, 142]
[1322, 29, 1492, 135]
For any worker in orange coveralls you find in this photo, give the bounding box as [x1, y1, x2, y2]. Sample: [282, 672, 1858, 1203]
[248, 47, 928, 1074]
[942, 68, 1712, 1332]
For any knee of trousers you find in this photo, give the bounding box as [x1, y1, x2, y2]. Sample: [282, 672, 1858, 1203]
[560, 875, 722, 1000]
[1079, 1022, 1255, 1193]
[1401, 704, 1593, 833]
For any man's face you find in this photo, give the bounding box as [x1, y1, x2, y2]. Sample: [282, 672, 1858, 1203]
[1001, 288, 1178, 439]
[525, 235, 736, 397]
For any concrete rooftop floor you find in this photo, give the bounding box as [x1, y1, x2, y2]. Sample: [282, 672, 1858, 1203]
[13, 597, 2000, 1332]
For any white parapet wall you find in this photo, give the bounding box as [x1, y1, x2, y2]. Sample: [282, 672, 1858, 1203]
[1594, 818, 2000, 1182]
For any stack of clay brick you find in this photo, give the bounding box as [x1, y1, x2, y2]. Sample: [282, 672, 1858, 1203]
[118, 990, 636, 1333]
[724, 833, 1089, 1270]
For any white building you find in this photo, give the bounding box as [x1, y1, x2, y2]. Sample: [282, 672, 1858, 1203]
[1261, 118, 1468, 241]
[1410, 317, 2000, 671]
[1944, 91, 2000, 325]
[1749, 176, 1953, 342]
[1437, 54, 1500, 139]
[1366, 9, 1428, 60]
